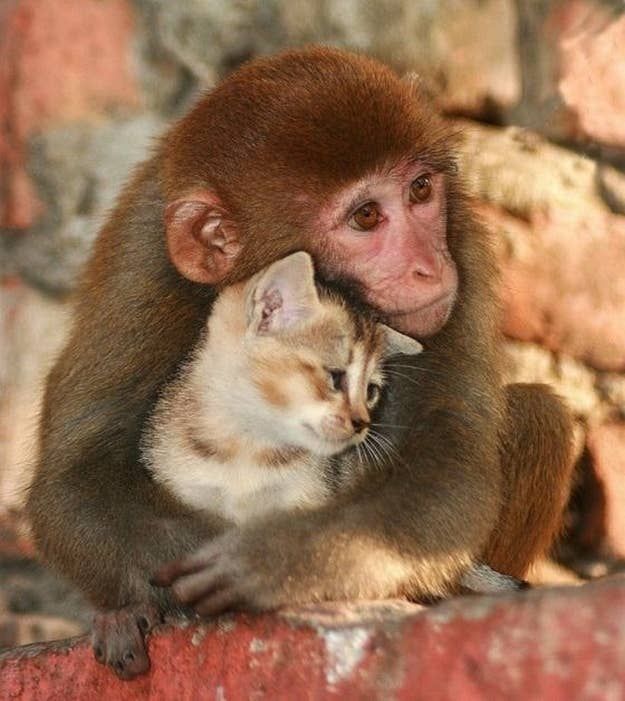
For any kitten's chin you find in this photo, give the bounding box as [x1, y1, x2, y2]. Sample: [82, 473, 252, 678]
[301, 423, 357, 456]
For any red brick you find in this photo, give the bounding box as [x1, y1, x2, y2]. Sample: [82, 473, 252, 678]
[557, 13, 625, 150]
[1, 581, 624, 700]
[480, 204, 625, 371]
[587, 423, 625, 557]
[0, 0, 139, 228]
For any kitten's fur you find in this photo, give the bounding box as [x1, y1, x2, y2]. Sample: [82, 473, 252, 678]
[142, 252, 420, 523]
[143, 252, 528, 593]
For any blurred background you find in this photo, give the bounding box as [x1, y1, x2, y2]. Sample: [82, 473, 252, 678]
[1, 0, 624, 648]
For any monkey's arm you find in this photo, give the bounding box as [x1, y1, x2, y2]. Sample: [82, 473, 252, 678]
[154, 396, 504, 611]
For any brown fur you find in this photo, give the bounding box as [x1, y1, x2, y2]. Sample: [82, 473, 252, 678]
[187, 429, 239, 464]
[254, 446, 307, 468]
[26, 46, 574, 652]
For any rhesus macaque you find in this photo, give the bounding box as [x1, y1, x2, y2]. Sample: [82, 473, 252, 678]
[27, 47, 573, 680]
[143, 250, 525, 595]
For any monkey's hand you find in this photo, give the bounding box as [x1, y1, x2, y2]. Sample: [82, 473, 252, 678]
[151, 528, 278, 616]
[151, 503, 454, 615]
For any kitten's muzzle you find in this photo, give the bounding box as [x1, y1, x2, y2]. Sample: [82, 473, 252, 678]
[321, 413, 370, 440]
[351, 416, 370, 434]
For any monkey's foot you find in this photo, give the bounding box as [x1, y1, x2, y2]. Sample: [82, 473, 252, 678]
[91, 602, 162, 680]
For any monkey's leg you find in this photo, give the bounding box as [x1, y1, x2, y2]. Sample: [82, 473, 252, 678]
[482, 383, 576, 578]
[91, 602, 163, 680]
[27, 464, 218, 679]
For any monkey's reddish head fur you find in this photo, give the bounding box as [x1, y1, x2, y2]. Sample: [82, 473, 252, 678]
[163, 47, 453, 235]
[161, 46, 469, 336]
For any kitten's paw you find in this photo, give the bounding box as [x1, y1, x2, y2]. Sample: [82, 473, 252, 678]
[91, 602, 162, 680]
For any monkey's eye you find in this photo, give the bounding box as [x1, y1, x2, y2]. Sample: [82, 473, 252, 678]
[366, 383, 381, 407]
[327, 369, 346, 392]
[409, 174, 433, 203]
[349, 202, 381, 231]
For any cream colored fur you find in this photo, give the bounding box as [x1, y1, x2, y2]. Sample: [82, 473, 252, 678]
[142, 252, 422, 525]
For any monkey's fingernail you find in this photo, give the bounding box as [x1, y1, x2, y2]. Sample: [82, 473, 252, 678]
[149, 576, 166, 587]
[137, 616, 151, 633]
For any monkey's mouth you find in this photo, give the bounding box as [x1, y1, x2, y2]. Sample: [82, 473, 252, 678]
[386, 291, 455, 335]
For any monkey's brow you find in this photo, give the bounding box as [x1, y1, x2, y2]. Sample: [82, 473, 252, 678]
[343, 185, 374, 214]
[404, 153, 437, 170]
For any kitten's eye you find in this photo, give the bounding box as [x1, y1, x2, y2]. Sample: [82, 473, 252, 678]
[367, 383, 381, 406]
[328, 369, 346, 392]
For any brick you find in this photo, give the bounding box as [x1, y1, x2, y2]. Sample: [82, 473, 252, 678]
[0, 0, 140, 228]
[478, 204, 625, 372]
[1, 580, 624, 700]
[558, 13, 625, 150]
[587, 423, 625, 557]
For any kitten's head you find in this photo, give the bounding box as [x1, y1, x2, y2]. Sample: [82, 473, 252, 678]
[240, 252, 422, 456]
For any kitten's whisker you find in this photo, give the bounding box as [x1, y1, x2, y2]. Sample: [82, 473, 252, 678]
[370, 422, 412, 430]
[368, 429, 403, 467]
[383, 369, 444, 391]
[362, 436, 383, 470]
[374, 435, 399, 463]
[386, 363, 445, 377]
[356, 443, 365, 467]
[366, 430, 395, 468]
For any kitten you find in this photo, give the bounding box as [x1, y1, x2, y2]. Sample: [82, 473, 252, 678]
[142, 251, 528, 594]
[142, 251, 421, 523]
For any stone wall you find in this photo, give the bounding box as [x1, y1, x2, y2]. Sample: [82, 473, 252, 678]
[1, 0, 625, 644]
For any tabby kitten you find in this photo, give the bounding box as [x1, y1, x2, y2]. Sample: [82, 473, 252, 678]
[142, 251, 421, 523]
[142, 251, 527, 594]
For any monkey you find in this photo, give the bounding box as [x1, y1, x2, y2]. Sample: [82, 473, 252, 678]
[26, 47, 574, 680]
[140, 250, 528, 595]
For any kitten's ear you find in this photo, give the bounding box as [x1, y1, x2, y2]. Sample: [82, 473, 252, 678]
[381, 325, 423, 356]
[247, 252, 322, 334]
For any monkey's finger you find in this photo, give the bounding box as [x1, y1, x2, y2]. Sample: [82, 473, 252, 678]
[194, 588, 242, 618]
[151, 551, 219, 587]
[171, 568, 231, 606]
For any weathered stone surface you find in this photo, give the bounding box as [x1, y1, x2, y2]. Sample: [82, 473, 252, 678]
[558, 13, 625, 151]
[457, 121, 615, 218]
[0, 0, 140, 229]
[511, 0, 625, 152]
[6, 115, 163, 294]
[503, 340, 601, 419]
[0, 280, 70, 510]
[1, 581, 625, 699]
[0, 614, 83, 651]
[586, 423, 625, 557]
[142, 0, 520, 116]
[469, 187, 625, 372]
[598, 374, 625, 417]
[0, 513, 92, 646]
[138, 0, 283, 85]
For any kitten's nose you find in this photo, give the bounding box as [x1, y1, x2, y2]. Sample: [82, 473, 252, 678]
[351, 415, 370, 434]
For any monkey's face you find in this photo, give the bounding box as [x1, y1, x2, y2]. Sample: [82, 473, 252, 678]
[310, 160, 458, 339]
[163, 47, 460, 340]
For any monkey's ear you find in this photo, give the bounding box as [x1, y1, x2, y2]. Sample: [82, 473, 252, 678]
[165, 191, 241, 284]
[247, 252, 322, 335]
[380, 325, 423, 357]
